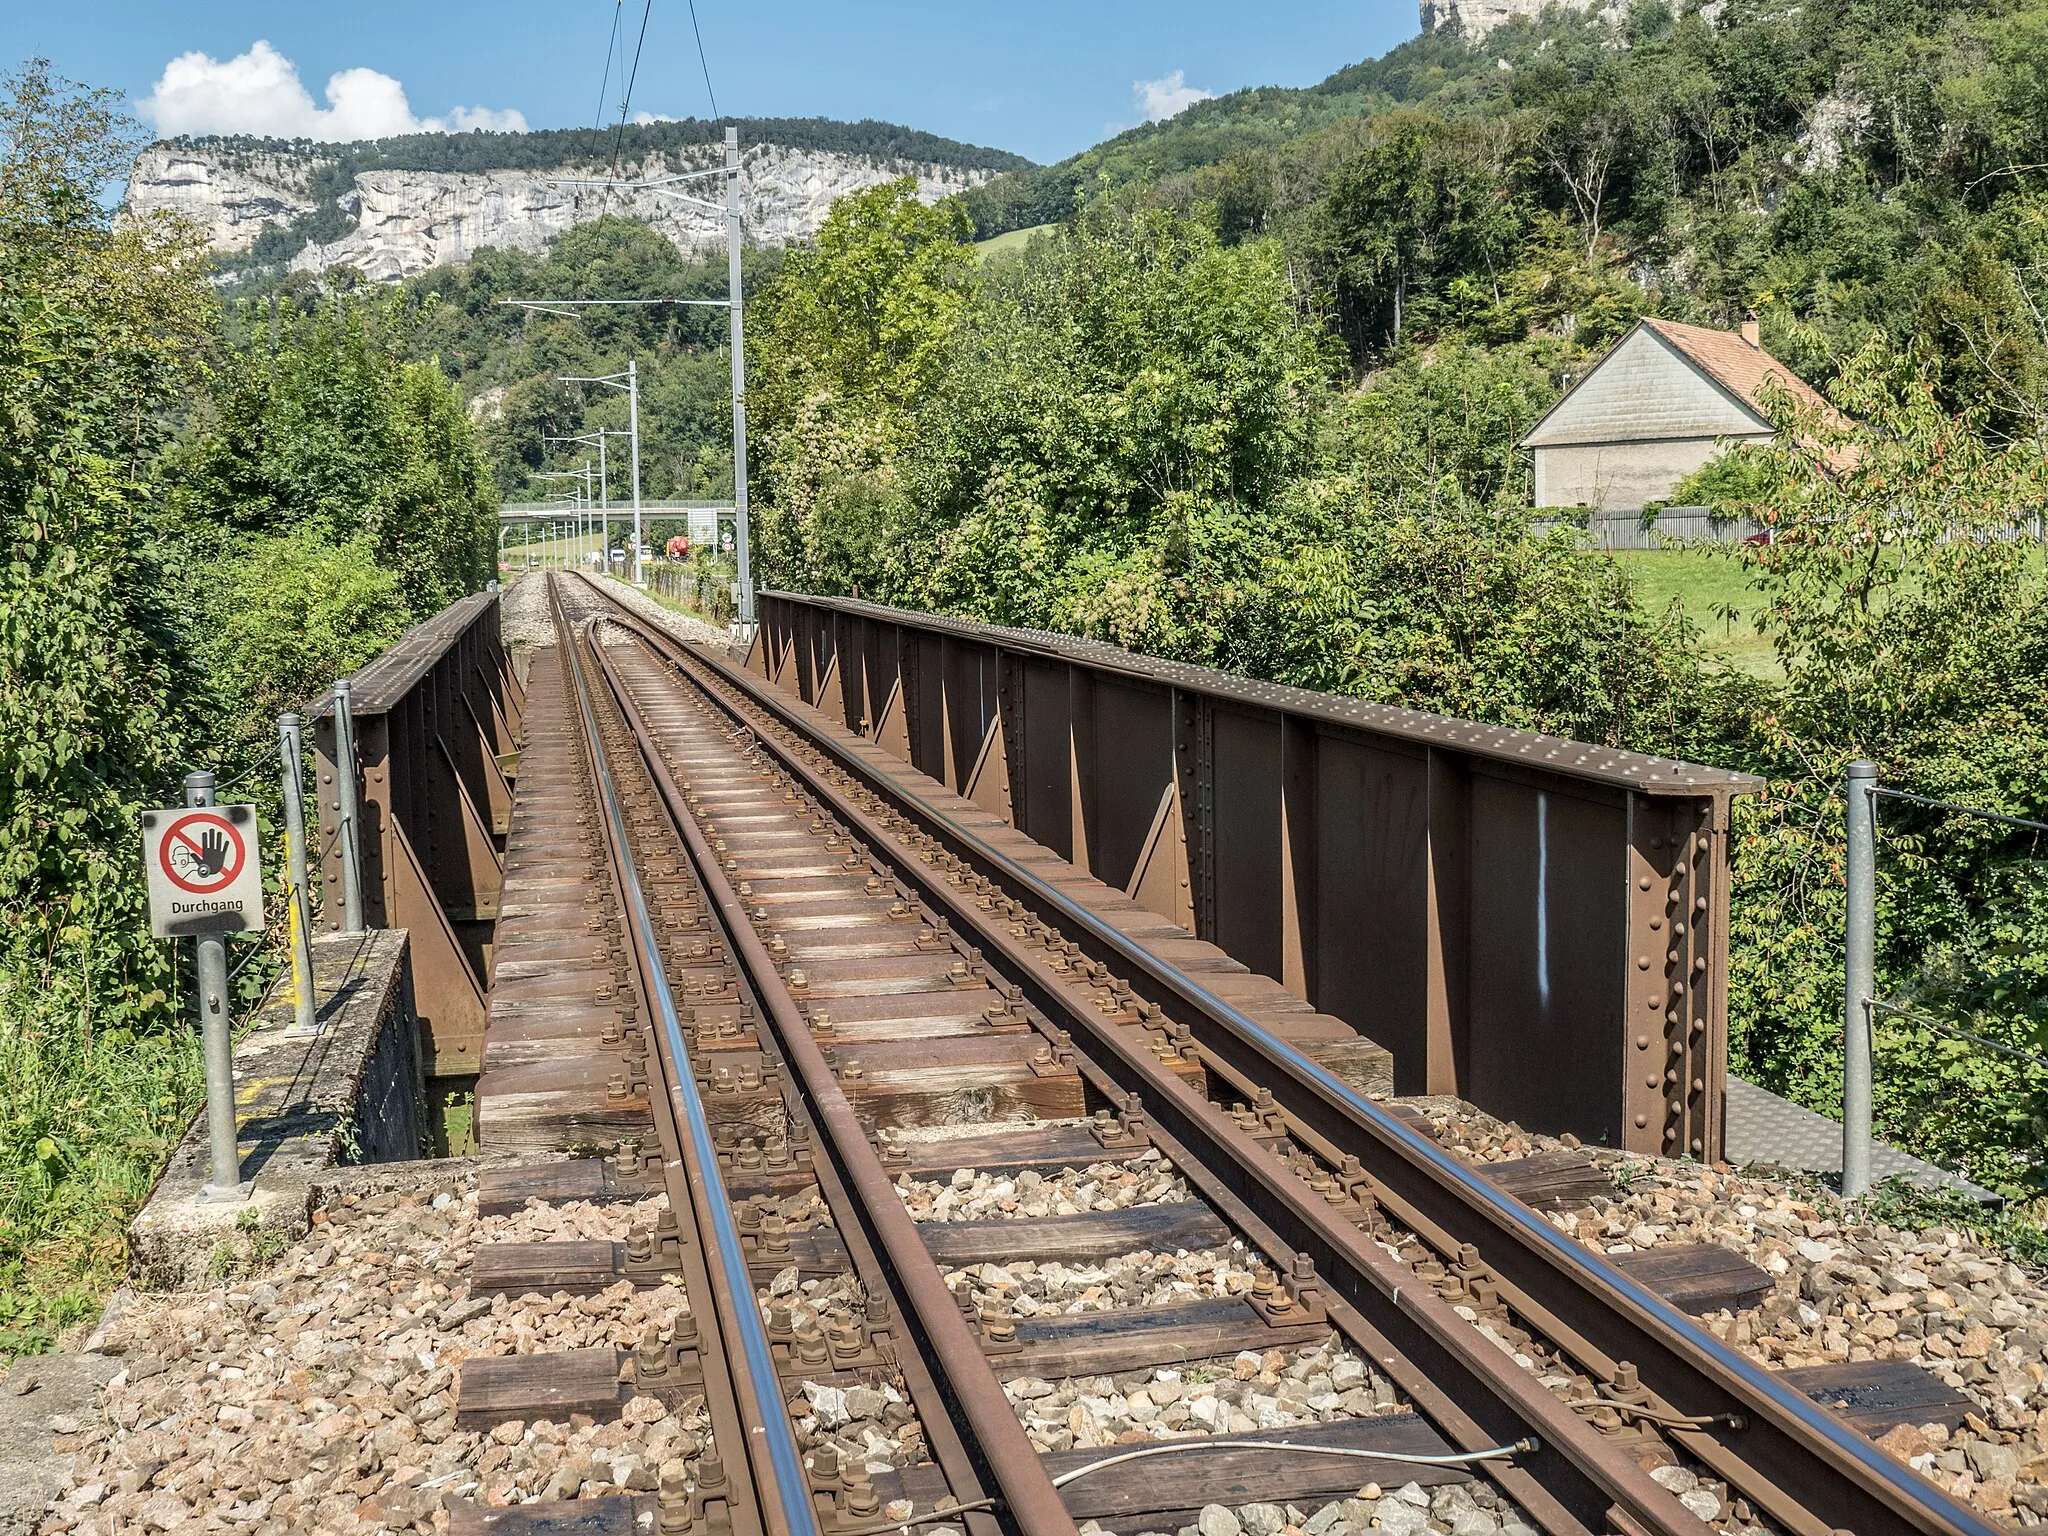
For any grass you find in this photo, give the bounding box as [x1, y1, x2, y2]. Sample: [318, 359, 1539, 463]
[974, 223, 1057, 264]
[0, 953, 205, 1360]
[1848, 1178, 2048, 1268]
[1613, 546, 1781, 677]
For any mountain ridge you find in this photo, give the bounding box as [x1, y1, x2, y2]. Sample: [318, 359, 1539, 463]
[130, 117, 1030, 286]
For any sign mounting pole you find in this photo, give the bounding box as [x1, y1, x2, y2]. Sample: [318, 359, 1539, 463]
[188, 771, 242, 1199]
[143, 773, 266, 1201]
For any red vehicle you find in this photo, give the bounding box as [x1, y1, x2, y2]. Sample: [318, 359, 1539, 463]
[665, 534, 690, 560]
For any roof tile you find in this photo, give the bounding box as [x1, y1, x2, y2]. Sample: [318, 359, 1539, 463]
[1639, 318, 1850, 432]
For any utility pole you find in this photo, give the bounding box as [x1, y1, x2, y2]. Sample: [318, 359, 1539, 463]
[534, 470, 595, 564]
[552, 396, 640, 579]
[629, 358, 643, 585]
[546, 430, 616, 569]
[726, 126, 753, 626]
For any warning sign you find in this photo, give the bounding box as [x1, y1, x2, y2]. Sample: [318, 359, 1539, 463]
[142, 805, 265, 937]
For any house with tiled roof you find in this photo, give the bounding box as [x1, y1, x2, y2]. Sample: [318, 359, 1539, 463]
[1521, 318, 1845, 513]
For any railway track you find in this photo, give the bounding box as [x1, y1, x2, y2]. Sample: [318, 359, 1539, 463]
[460, 571, 2004, 1536]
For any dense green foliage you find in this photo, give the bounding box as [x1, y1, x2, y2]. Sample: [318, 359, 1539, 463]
[0, 62, 497, 1355]
[172, 300, 497, 615]
[367, 217, 775, 506]
[1699, 357, 2048, 1191]
[968, 0, 2048, 437]
[755, 185, 1692, 748]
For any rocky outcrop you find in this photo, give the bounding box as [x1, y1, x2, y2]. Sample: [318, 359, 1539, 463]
[1419, 0, 1616, 39]
[125, 146, 319, 253]
[125, 142, 998, 281]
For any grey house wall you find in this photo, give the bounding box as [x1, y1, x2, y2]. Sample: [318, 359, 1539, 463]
[1532, 433, 1772, 515]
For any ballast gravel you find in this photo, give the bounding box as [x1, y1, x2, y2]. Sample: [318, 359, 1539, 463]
[579, 572, 732, 649]
[25, 1092, 2048, 1534]
[1412, 1093, 2048, 1525]
[896, 1151, 1191, 1222]
[37, 1182, 710, 1535]
[497, 573, 555, 652]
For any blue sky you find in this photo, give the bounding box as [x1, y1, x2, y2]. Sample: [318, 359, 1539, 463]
[4, 2, 1421, 167]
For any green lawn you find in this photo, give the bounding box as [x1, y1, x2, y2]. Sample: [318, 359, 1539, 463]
[974, 224, 1057, 263]
[1612, 548, 1780, 677]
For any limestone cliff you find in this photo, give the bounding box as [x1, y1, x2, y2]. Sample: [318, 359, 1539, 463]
[126, 140, 1000, 281]
[1419, 0, 1616, 39]
[126, 147, 320, 254]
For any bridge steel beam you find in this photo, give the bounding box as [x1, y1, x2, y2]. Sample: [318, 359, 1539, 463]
[749, 590, 1762, 1161]
[312, 590, 520, 1078]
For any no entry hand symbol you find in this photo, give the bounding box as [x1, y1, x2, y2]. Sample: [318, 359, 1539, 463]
[159, 812, 246, 895]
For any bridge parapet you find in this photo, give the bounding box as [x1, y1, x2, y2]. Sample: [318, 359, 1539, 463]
[311, 589, 520, 1078]
[752, 590, 1764, 1159]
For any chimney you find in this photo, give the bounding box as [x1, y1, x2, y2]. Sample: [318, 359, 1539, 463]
[1740, 314, 1761, 348]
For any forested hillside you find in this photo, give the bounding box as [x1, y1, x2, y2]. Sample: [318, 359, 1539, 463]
[968, 0, 2048, 426]
[178, 115, 1033, 181]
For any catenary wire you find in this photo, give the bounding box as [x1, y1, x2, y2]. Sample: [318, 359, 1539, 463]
[685, 0, 720, 119]
[611, 0, 656, 180]
[595, 0, 625, 131]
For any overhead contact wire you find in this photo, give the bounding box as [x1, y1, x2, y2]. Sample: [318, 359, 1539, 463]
[685, 0, 719, 119]
[611, 0, 656, 180]
[595, 0, 624, 131]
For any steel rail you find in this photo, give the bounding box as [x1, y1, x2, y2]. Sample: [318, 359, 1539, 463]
[558, 590, 819, 1536]
[584, 609, 1080, 1536]
[592, 587, 2001, 1536]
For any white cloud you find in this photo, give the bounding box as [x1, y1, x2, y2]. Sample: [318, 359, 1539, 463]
[631, 110, 680, 125]
[1133, 69, 1213, 124]
[439, 104, 530, 134]
[138, 40, 527, 141]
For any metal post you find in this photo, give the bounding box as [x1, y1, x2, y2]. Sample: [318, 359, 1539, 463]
[597, 431, 608, 574]
[1842, 759, 1877, 1199]
[279, 715, 318, 1033]
[725, 125, 754, 626]
[186, 772, 246, 1200]
[630, 359, 645, 586]
[332, 679, 366, 935]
